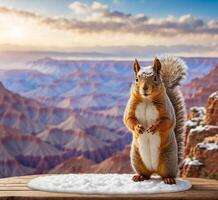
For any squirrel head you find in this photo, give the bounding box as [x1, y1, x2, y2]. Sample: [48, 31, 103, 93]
[133, 57, 164, 99]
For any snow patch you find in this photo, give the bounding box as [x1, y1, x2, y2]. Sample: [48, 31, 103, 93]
[190, 126, 206, 133]
[209, 91, 218, 100]
[138, 66, 154, 77]
[186, 106, 206, 129]
[198, 143, 218, 150]
[190, 125, 217, 133]
[184, 158, 203, 166]
[28, 174, 191, 194]
[186, 120, 198, 127]
[190, 106, 205, 117]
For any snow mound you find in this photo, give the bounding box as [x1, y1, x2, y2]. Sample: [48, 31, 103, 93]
[27, 174, 191, 194]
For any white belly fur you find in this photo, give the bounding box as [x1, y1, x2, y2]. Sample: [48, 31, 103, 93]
[135, 101, 161, 172]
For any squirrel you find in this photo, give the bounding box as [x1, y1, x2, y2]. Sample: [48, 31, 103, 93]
[123, 55, 187, 184]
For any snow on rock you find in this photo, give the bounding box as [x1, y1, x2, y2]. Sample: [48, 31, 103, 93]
[185, 106, 206, 129]
[185, 120, 198, 128]
[209, 91, 218, 100]
[28, 174, 191, 194]
[184, 158, 203, 166]
[190, 125, 218, 134]
[189, 107, 206, 119]
[184, 124, 218, 157]
[198, 143, 218, 150]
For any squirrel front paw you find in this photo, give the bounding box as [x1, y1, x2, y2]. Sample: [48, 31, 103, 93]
[134, 124, 145, 135]
[147, 124, 158, 134]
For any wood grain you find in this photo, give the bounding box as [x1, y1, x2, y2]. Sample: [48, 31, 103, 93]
[0, 175, 217, 200]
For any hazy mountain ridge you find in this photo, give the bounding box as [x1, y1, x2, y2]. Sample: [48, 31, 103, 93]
[0, 77, 131, 177]
[1, 57, 218, 109]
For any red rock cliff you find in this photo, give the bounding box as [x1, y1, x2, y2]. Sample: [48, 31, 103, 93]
[181, 91, 218, 179]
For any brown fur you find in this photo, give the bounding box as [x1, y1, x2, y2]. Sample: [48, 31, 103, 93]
[123, 56, 187, 184]
[131, 144, 152, 178]
[159, 56, 187, 164]
[165, 88, 186, 164]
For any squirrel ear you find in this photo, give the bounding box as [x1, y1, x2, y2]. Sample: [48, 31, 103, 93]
[153, 57, 161, 74]
[133, 59, 140, 78]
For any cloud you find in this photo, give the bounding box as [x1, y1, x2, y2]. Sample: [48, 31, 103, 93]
[0, 6, 39, 18]
[0, 2, 217, 36]
[66, 1, 218, 35]
[69, 1, 108, 15]
[0, 1, 218, 55]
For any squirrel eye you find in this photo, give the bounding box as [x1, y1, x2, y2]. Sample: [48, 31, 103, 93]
[135, 75, 140, 82]
[153, 75, 157, 81]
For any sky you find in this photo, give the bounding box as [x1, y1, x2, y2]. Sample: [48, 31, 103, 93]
[0, 0, 218, 56]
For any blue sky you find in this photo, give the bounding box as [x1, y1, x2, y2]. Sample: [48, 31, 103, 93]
[0, 0, 217, 19]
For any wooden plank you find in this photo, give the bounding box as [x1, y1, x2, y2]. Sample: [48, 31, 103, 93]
[0, 175, 217, 200]
[0, 186, 30, 191]
[0, 184, 27, 186]
[0, 175, 47, 183]
[0, 191, 218, 200]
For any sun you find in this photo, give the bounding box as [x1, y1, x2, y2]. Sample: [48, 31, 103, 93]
[9, 26, 27, 39]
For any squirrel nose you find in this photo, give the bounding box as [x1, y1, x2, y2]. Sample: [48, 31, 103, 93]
[143, 85, 148, 91]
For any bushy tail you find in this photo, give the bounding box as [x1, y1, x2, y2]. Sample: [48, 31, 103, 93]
[160, 56, 187, 164]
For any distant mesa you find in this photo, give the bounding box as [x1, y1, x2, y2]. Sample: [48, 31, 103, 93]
[183, 66, 218, 109]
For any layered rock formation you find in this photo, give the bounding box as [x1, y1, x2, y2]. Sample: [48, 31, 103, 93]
[181, 91, 218, 179]
[0, 82, 70, 134]
[89, 145, 132, 173]
[0, 57, 217, 178]
[183, 66, 218, 109]
[0, 81, 131, 177]
[50, 145, 133, 174]
[205, 92, 218, 125]
[50, 156, 95, 174]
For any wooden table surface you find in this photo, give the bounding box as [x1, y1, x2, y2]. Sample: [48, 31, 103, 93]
[0, 175, 218, 200]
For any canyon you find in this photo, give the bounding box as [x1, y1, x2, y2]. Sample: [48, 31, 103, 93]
[0, 57, 217, 178]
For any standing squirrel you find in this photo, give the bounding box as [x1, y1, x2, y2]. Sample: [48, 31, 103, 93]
[123, 56, 187, 184]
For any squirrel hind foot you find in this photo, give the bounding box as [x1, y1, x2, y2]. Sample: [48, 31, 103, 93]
[163, 177, 176, 185]
[132, 174, 150, 182]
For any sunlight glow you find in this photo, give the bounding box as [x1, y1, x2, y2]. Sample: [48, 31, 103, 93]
[9, 26, 27, 39]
